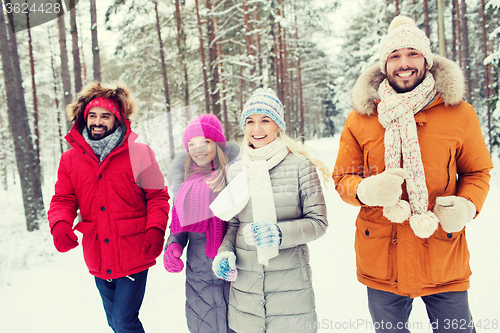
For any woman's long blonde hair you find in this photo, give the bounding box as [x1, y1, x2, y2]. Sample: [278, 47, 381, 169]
[242, 131, 331, 183]
[184, 143, 229, 193]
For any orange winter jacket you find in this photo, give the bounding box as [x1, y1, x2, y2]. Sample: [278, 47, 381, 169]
[333, 55, 493, 297]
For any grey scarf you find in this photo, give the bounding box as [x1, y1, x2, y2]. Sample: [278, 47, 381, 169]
[83, 126, 123, 163]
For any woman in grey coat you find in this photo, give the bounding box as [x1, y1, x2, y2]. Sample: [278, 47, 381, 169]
[163, 114, 239, 333]
[211, 88, 329, 333]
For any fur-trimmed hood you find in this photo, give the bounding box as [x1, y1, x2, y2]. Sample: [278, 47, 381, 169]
[352, 54, 465, 116]
[66, 81, 136, 129]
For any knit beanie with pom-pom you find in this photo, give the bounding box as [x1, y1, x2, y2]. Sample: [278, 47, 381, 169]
[379, 15, 433, 74]
[183, 114, 226, 150]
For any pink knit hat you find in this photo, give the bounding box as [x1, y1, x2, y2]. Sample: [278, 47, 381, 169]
[183, 114, 226, 150]
[83, 97, 122, 122]
[379, 16, 433, 74]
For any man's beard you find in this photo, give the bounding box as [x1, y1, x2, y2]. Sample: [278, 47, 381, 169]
[88, 125, 116, 140]
[387, 67, 426, 93]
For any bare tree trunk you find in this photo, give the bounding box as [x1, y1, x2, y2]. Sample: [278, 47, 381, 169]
[0, 86, 9, 190]
[481, 0, 491, 151]
[78, 10, 87, 82]
[295, 14, 304, 143]
[275, 0, 284, 102]
[242, 0, 255, 90]
[195, 0, 210, 114]
[238, 44, 245, 112]
[413, 0, 417, 21]
[455, 0, 462, 66]
[216, 40, 229, 138]
[154, 1, 175, 160]
[460, 0, 472, 102]
[206, 0, 220, 116]
[254, 6, 263, 87]
[26, 10, 40, 169]
[268, 1, 277, 90]
[273, 28, 281, 100]
[437, 0, 445, 56]
[423, 0, 430, 37]
[90, 0, 101, 82]
[48, 28, 65, 155]
[452, 0, 458, 61]
[57, 0, 73, 131]
[277, 1, 289, 125]
[394, 0, 400, 15]
[0, 0, 44, 231]
[174, 0, 190, 114]
[70, 0, 82, 93]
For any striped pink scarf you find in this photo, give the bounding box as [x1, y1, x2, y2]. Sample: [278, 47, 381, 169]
[170, 168, 226, 258]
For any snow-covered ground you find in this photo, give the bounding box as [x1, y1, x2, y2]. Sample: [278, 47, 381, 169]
[1, 136, 499, 332]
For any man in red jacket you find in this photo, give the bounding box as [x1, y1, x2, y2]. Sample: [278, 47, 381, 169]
[48, 82, 170, 333]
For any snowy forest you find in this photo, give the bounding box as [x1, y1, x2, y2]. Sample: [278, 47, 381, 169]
[0, 0, 500, 232]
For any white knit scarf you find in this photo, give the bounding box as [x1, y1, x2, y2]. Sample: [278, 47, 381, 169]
[377, 72, 439, 236]
[210, 138, 289, 265]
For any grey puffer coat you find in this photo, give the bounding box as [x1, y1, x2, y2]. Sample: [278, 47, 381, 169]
[166, 142, 240, 333]
[218, 153, 328, 333]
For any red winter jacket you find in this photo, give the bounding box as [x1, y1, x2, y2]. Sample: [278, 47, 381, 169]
[48, 121, 170, 280]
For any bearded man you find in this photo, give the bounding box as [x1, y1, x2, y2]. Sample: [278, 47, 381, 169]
[48, 82, 169, 333]
[333, 16, 493, 333]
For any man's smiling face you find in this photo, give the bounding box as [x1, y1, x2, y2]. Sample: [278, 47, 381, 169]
[86, 107, 118, 140]
[386, 48, 426, 93]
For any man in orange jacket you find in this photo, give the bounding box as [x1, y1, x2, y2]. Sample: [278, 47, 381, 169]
[333, 16, 493, 333]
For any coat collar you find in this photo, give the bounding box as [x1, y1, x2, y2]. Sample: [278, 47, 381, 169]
[352, 54, 465, 116]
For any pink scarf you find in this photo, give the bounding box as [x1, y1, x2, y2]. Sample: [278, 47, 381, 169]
[170, 168, 226, 258]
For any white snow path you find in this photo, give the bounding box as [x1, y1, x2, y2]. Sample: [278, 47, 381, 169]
[1, 136, 499, 332]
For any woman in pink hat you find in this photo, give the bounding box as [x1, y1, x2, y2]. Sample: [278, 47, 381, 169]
[163, 114, 239, 333]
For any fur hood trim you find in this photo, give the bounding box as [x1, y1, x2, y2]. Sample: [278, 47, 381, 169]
[352, 55, 465, 116]
[66, 81, 136, 125]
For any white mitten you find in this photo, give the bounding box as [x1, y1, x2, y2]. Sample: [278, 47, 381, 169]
[383, 200, 411, 223]
[433, 196, 476, 233]
[212, 251, 238, 282]
[357, 168, 407, 207]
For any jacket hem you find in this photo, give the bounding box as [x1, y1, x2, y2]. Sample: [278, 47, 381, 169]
[90, 262, 155, 280]
[357, 273, 470, 298]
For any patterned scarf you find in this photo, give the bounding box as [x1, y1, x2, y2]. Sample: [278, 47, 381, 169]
[83, 126, 123, 163]
[377, 71, 436, 217]
[170, 166, 226, 258]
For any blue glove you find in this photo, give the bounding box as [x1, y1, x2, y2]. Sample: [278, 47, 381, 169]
[212, 251, 238, 282]
[243, 222, 282, 248]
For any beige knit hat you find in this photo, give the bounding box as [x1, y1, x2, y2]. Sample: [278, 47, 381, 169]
[379, 16, 433, 74]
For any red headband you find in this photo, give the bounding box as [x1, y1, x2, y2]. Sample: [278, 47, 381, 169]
[83, 97, 122, 122]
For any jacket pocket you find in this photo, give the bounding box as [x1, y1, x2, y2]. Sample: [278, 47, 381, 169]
[74, 221, 101, 273]
[116, 217, 148, 272]
[426, 226, 471, 284]
[444, 147, 457, 193]
[363, 150, 371, 177]
[355, 216, 394, 282]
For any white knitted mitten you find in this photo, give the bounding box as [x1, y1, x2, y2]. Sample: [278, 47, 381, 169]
[357, 168, 407, 207]
[383, 200, 411, 223]
[212, 251, 238, 282]
[433, 196, 476, 233]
